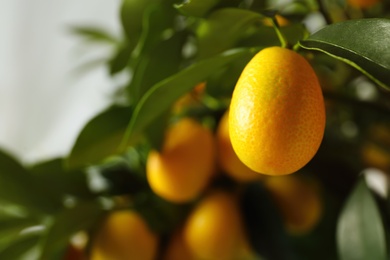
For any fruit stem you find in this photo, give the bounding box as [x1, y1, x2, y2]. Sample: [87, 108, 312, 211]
[270, 17, 289, 49]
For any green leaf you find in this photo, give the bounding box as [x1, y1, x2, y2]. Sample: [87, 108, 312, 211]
[240, 182, 293, 260]
[299, 18, 390, 89]
[30, 158, 94, 199]
[38, 201, 104, 260]
[337, 177, 387, 260]
[196, 8, 262, 59]
[69, 26, 118, 44]
[108, 43, 133, 75]
[129, 31, 187, 102]
[120, 0, 159, 42]
[174, 0, 220, 17]
[121, 47, 258, 147]
[67, 105, 132, 169]
[0, 150, 61, 214]
[239, 23, 308, 49]
[128, 3, 178, 101]
[0, 234, 40, 260]
[0, 216, 40, 249]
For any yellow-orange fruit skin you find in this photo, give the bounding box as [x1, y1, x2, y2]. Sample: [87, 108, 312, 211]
[147, 118, 215, 203]
[264, 175, 322, 234]
[229, 47, 325, 175]
[348, 0, 381, 8]
[184, 190, 250, 260]
[90, 210, 158, 260]
[217, 110, 261, 182]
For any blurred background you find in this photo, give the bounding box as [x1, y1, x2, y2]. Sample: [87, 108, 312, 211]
[0, 0, 121, 163]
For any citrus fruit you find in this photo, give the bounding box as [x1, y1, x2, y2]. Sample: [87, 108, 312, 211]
[184, 190, 252, 260]
[229, 46, 325, 175]
[263, 15, 289, 27]
[217, 110, 261, 182]
[90, 210, 158, 260]
[147, 118, 215, 203]
[264, 175, 322, 234]
[173, 82, 206, 114]
[347, 0, 381, 8]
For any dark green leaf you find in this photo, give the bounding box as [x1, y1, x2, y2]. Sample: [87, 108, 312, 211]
[69, 26, 118, 44]
[0, 234, 40, 260]
[30, 158, 93, 199]
[299, 18, 390, 89]
[0, 216, 39, 249]
[0, 150, 61, 214]
[121, 48, 258, 147]
[108, 43, 133, 75]
[240, 182, 294, 260]
[128, 3, 178, 101]
[337, 177, 387, 260]
[196, 8, 262, 59]
[174, 0, 220, 17]
[38, 201, 104, 260]
[120, 0, 156, 41]
[67, 105, 132, 169]
[129, 31, 187, 101]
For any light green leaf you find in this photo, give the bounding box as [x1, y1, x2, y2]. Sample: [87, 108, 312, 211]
[38, 201, 104, 260]
[299, 18, 390, 89]
[174, 0, 220, 17]
[67, 105, 132, 169]
[121, 47, 258, 148]
[196, 8, 262, 59]
[337, 177, 387, 260]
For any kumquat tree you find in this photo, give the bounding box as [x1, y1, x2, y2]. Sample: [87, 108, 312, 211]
[1, 0, 390, 259]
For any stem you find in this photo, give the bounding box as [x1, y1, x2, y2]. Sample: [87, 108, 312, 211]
[270, 17, 289, 48]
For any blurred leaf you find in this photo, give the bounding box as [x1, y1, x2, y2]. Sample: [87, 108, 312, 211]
[206, 50, 254, 97]
[38, 201, 104, 260]
[120, 0, 160, 42]
[239, 23, 308, 49]
[0, 216, 39, 249]
[175, 0, 220, 17]
[196, 8, 262, 59]
[121, 47, 258, 147]
[129, 31, 187, 101]
[337, 177, 387, 260]
[128, 3, 178, 101]
[70, 26, 117, 44]
[67, 105, 132, 169]
[145, 110, 170, 151]
[240, 182, 295, 260]
[0, 150, 61, 214]
[0, 234, 40, 260]
[299, 18, 390, 89]
[30, 158, 93, 199]
[108, 43, 133, 75]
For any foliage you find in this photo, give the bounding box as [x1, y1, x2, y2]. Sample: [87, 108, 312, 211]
[1, 0, 390, 259]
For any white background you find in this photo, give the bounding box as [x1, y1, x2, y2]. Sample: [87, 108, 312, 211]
[0, 0, 121, 163]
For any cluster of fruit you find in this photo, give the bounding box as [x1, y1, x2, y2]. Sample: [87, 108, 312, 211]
[81, 46, 326, 260]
